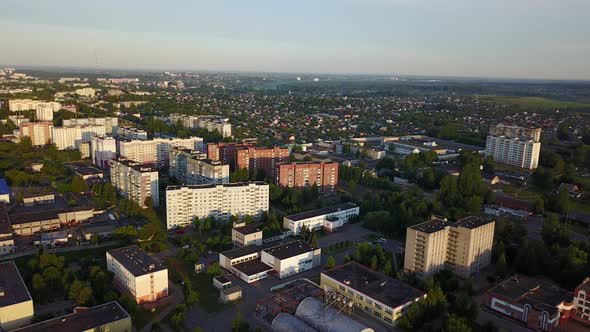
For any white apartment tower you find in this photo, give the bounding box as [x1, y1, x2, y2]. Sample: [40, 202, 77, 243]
[118, 137, 204, 167]
[110, 159, 159, 208]
[485, 124, 541, 170]
[62, 117, 119, 135]
[165, 182, 269, 229]
[169, 147, 229, 185]
[91, 135, 117, 169]
[51, 125, 107, 150]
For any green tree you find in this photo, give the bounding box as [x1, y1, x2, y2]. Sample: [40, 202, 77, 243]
[444, 314, 472, 332]
[325, 256, 336, 270]
[70, 176, 88, 193]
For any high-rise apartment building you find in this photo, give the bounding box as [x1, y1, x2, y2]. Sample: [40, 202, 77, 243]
[485, 124, 541, 170]
[35, 104, 54, 121]
[118, 137, 204, 167]
[51, 125, 107, 150]
[277, 161, 338, 194]
[169, 113, 232, 138]
[91, 135, 117, 169]
[207, 142, 254, 168]
[110, 159, 159, 208]
[117, 126, 148, 140]
[19, 122, 53, 146]
[165, 182, 269, 229]
[62, 117, 119, 135]
[169, 147, 229, 185]
[235, 146, 290, 179]
[9, 99, 61, 113]
[404, 216, 495, 278]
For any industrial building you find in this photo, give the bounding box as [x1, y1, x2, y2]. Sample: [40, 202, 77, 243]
[169, 147, 229, 185]
[404, 216, 495, 278]
[106, 246, 169, 304]
[13, 301, 131, 332]
[277, 161, 339, 194]
[321, 262, 426, 327]
[110, 159, 159, 208]
[485, 124, 541, 170]
[283, 202, 360, 235]
[165, 182, 269, 229]
[0, 261, 34, 331]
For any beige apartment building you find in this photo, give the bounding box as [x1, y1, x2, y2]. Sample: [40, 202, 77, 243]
[404, 216, 495, 278]
[19, 122, 53, 146]
[110, 159, 159, 208]
[118, 137, 204, 167]
[169, 147, 229, 185]
[485, 124, 541, 170]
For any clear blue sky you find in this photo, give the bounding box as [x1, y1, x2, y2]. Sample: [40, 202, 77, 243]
[1, 0, 589, 80]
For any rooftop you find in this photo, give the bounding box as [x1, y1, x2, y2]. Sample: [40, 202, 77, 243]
[488, 275, 567, 315]
[286, 203, 358, 221]
[107, 245, 166, 277]
[112, 159, 158, 173]
[234, 224, 261, 235]
[454, 216, 494, 229]
[167, 181, 267, 191]
[222, 285, 242, 295]
[322, 262, 425, 310]
[232, 258, 273, 276]
[214, 275, 231, 284]
[0, 261, 32, 308]
[13, 301, 130, 332]
[220, 244, 261, 260]
[263, 240, 317, 260]
[9, 209, 61, 225]
[410, 217, 451, 234]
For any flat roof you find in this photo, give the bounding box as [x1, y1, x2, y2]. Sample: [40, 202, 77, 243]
[220, 244, 261, 260]
[13, 301, 130, 332]
[107, 245, 166, 277]
[233, 225, 261, 235]
[263, 240, 317, 260]
[286, 203, 358, 222]
[232, 258, 273, 276]
[410, 217, 451, 234]
[10, 210, 61, 225]
[167, 181, 267, 191]
[112, 159, 157, 172]
[0, 261, 33, 307]
[454, 216, 494, 229]
[222, 285, 242, 295]
[488, 275, 566, 315]
[322, 262, 425, 310]
[214, 275, 231, 284]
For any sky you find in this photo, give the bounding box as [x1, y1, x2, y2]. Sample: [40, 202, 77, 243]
[1, 0, 589, 80]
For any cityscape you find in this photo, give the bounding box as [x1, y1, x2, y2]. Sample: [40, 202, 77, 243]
[1, 1, 590, 332]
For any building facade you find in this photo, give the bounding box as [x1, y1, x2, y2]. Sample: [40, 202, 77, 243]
[572, 277, 590, 325]
[118, 126, 148, 140]
[35, 104, 54, 121]
[165, 182, 269, 229]
[207, 142, 254, 168]
[283, 203, 360, 235]
[321, 262, 426, 327]
[19, 122, 53, 146]
[91, 135, 117, 169]
[170, 113, 232, 138]
[106, 246, 168, 304]
[404, 216, 495, 278]
[169, 147, 229, 185]
[9, 99, 61, 112]
[231, 225, 263, 247]
[277, 161, 338, 194]
[51, 125, 107, 150]
[62, 117, 119, 135]
[235, 146, 290, 179]
[118, 137, 204, 167]
[261, 240, 321, 278]
[486, 124, 541, 170]
[110, 159, 159, 208]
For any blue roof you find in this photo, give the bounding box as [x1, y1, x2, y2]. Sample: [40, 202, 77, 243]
[0, 179, 8, 195]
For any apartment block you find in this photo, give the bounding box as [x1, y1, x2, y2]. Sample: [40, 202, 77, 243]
[110, 159, 159, 208]
[321, 262, 426, 327]
[19, 122, 53, 146]
[165, 182, 269, 229]
[169, 147, 229, 185]
[404, 216, 495, 278]
[51, 125, 107, 150]
[90, 135, 117, 169]
[236, 146, 290, 179]
[283, 202, 359, 235]
[62, 117, 119, 135]
[106, 246, 168, 304]
[170, 113, 232, 138]
[9, 99, 61, 113]
[118, 137, 204, 167]
[35, 104, 54, 121]
[207, 142, 254, 168]
[486, 124, 541, 170]
[277, 161, 338, 194]
[118, 126, 148, 140]
[0, 261, 34, 331]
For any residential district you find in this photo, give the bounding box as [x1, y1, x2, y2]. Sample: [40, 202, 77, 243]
[0, 68, 588, 332]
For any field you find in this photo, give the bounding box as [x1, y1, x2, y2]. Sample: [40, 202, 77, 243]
[477, 95, 590, 112]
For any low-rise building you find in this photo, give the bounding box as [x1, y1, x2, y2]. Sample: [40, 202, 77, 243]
[0, 205, 15, 255]
[572, 277, 590, 325]
[232, 224, 263, 247]
[261, 240, 321, 279]
[107, 246, 169, 304]
[110, 159, 159, 208]
[34, 231, 68, 247]
[220, 286, 242, 303]
[21, 191, 55, 207]
[13, 301, 131, 332]
[283, 203, 359, 235]
[0, 261, 34, 331]
[321, 262, 426, 327]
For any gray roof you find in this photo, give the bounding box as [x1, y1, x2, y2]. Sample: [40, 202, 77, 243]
[263, 240, 317, 260]
[107, 245, 166, 277]
[285, 203, 358, 222]
[0, 261, 32, 308]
